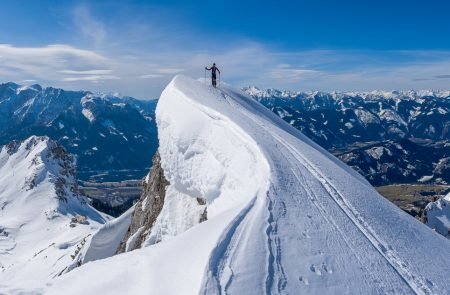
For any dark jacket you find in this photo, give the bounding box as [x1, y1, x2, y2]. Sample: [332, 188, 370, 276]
[206, 65, 220, 77]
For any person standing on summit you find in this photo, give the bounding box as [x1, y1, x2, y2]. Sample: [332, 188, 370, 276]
[205, 63, 220, 88]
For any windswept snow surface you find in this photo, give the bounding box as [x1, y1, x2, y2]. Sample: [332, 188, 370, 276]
[43, 76, 450, 295]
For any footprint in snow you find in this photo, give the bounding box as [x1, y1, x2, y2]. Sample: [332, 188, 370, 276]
[310, 264, 322, 276]
[299, 276, 309, 285]
[322, 263, 333, 274]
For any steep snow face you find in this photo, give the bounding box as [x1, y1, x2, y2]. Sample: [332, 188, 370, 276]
[425, 193, 450, 238]
[153, 78, 270, 242]
[81, 206, 133, 263]
[0, 136, 108, 289]
[42, 76, 450, 295]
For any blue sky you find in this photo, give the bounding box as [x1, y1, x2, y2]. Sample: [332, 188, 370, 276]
[0, 0, 449, 98]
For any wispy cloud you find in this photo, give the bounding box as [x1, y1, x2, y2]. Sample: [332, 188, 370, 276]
[73, 5, 106, 47]
[140, 74, 164, 79]
[270, 67, 321, 82]
[3, 42, 450, 98]
[435, 74, 450, 79]
[59, 69, 112, 75]
[62, 75, 120, 82]
[1, 41, 450, 98]
[0, 44, 108, 84]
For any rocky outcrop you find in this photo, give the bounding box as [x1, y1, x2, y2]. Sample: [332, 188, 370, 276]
[424, 193, 450, 238]
[3, 136, 83, 202]
[116, 151, 169, 253]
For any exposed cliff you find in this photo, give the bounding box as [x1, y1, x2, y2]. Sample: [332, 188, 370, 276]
[116, 151, 169, 253]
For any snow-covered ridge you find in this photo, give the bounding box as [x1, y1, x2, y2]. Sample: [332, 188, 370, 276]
[149, 76, 271, 244]
[29, 76, 450, 294]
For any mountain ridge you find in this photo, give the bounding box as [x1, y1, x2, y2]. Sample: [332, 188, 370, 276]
[34, 76, 450, 295]
[244, 86, 450, 100]
[0, 82, 158, 182]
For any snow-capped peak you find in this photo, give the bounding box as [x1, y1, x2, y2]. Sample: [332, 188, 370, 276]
[1, 136, 83, 202]
[0, 136, 108, 285]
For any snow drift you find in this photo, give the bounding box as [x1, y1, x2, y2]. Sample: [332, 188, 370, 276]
[20, 76, 450, 294]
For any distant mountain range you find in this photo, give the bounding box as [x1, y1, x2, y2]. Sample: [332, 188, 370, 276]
[244, 87, 450, 185]
[2, 81, 450, 187]
[0, 82, 158, 182]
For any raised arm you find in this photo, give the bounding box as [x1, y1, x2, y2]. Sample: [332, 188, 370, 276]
[205, 67, 211, 71]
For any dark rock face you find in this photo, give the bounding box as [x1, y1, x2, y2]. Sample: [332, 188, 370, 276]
[116, 151, 169, 253]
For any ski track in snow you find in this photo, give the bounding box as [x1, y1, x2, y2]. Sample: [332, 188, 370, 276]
[202, 198, 256, 295]
[199, 86, 437, 295]
[274, 133, 432, 295]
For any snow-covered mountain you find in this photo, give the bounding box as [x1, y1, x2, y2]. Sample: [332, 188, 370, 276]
[0, 82, 158, 182]
[244, 86, 450, 185]
[0, 136, 109, 287]
[8, 76, 448, 294]
[425, 193, 450, 238]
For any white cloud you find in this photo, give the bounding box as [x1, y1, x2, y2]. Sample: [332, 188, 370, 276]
[59, 69, 112, 75]
[63, 75, 120, 82]
[270, 67, 321, 81]
[0, 44, 109, 85]
[0, 44, 105, 62]
[73, 5, 106, 47]
[140, 74, 164, 79]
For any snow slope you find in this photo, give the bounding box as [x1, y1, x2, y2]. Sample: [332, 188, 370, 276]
[40, 76, 450, 294]
[82, 206, 133, 263]
[0, 136, 108, 291]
